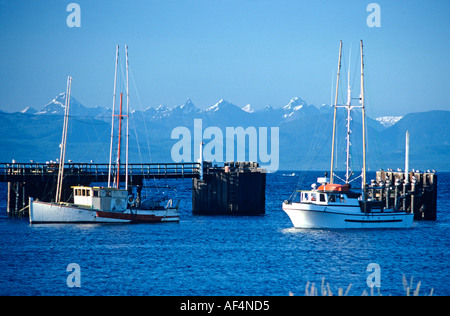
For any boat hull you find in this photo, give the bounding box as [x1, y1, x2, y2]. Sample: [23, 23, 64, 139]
[282, 202, 413, 229]
[30, 199, 179, 224]
[30, 200, 130, 224]
[96, 209, 179, 223]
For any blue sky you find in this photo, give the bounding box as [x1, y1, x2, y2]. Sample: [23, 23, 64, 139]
[0, 0, 449, 116]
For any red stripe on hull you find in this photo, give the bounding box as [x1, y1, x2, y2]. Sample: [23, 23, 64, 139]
[96, 210, 131, 220]
[96, 210, 179, 223]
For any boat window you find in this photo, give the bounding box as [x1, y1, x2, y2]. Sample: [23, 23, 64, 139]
[319, 194, 326, 202]
[328, 194, 336, 203]
[93, 190, 99, 197]
[339, 195, 346, 203]
[311, 193, 317, 201]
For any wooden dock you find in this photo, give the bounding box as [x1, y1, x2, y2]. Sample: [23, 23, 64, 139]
[368, 170, 437, 220]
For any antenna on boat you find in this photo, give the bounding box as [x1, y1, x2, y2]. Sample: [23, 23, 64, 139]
[125, 44, 130, 190]
[108, 45, 119, 188]
[55, 75, 72, 204]
[345, 44, 352, 184]
[116, 92, 124, 189]
[405, 130, 409, 184]
[199, 141, 204, 180]
[360, 40, 366, 187]
[330, 40, 342, 184]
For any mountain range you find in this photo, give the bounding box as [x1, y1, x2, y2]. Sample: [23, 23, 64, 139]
[1, 93, 449, 172]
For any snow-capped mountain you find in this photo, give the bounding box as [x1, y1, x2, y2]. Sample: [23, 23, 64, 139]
[205, 99, 241, 113]
[282, 97, 308, 112]
[241, 104, 254, 113]
[20, 106, 37, 114]
[35, 93, 68, 115]
[23, 93, 385, 130]
[142, 98, 201, 121]
[375, 116, 403, 128]
[24, 93, 331, 126]
[282, 97, 319, 120]
[35, 92, 108, 118]
[171, 98, 201, 116]
[201, 99, 254, 126]
[150, 104, 172, 119]
[143, 106, 156, 118]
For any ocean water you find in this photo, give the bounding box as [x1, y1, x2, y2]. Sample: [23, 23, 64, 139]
[0, 171, 448, 296]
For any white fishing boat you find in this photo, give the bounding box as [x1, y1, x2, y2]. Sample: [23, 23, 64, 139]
[282, 179, 413, 229]
[30, 186, 179, 224]
[282, 41, 413, 229]
[30, 46, 180, 224]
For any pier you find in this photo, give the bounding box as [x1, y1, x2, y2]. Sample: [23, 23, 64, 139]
[367, 170, 437, 220]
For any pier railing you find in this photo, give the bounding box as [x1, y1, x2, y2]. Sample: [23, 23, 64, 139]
[0, 162, 201, 181]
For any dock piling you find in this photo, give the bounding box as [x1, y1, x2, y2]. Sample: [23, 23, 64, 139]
[374, 170, 437, 220]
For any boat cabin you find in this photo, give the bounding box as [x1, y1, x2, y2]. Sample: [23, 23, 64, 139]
[290, 190, 359, 206]
[289, 177, 361, 207]
[72, 186, 128, 212]
[72, 186, 94, 206]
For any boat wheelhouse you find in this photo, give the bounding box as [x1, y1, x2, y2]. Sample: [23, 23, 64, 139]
[73, 186, 128, 212]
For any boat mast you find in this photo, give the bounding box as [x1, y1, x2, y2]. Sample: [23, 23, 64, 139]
[116, 92, 124, 189]
[330, 40, 342, 184]
[360, 40, 366, 187]
[330, 40, 366, 185]
[55, 76, 72, 204]
[345, 46, 352, 183]
[108, 45, 119, 188]
[125, 45, 130, 190]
